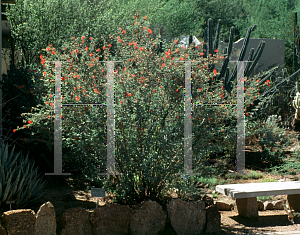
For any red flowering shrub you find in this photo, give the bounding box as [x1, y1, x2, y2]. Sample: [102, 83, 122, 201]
[15, 13, 268, 204]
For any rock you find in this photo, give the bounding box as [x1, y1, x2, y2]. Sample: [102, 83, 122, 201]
[278, 178, 291, 182]
[1, 209, 36, 235]
[90, 203, 131, 235]
[272, 199, 285, 210]
[205, 204, 221, 233]
[64, 193, 77, 209]
[195, 182, 204, 188]
[65, 193, 76, 202]
[281, 199, 287, 205]
[201, 195, 214, 208]
[216, 201, 233, 211]
[263, 201, 274, 210]
[257, 201, 264, 211]
[34, 201, 56, 235]
[0, 224, 6, 235]
[129, 200, 167, 235]
[167, 198, 206, 235]
[58, 207, 92, 235]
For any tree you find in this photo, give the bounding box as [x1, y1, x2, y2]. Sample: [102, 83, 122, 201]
[233, 0, 297, 74]
[146, 0, 247, 43]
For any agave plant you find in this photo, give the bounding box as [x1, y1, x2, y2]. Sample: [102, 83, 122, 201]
[0, 143, 47, 209]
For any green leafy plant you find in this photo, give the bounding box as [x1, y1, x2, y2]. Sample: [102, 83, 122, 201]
[270, 149, 300, 175]
[257, 196, 272, 201]
[246, 113, 297, 166]
[0, 64, 53, 173]
[0, 143, 47, 209]
[259, 177, 278, 182]
[246, 170, 264, 179]
[15, 13, 271, 205]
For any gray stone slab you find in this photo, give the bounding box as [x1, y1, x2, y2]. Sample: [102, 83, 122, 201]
[219, 38, 285, 75]
[216, 181, 300, 199]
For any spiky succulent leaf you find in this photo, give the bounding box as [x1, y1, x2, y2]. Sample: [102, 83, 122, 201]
[0, 143, 47, 209]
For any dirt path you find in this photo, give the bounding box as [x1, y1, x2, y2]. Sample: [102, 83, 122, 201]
[219, 210, 300, 234]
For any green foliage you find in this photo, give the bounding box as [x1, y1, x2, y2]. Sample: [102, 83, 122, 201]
[194, 176, 226, 189]
[233, 0, 297, 74]
[6, 0, 167, 68]
[225, 170, 263, 179]
[245, 113, 298, 165]
[0, 143, 47, 209]
[7, 0, 292, 203]
[270, 150, 300, 175]
[1, 64, 43, 128]
[147, 0, 205, 40]
[257, 195, 273, 201]
[259, 177, 278, 182]
[246, 170, 264, 179]
[5, 0, 116, 66]
[18, 12, 274, 205]
[149, 0, 247, 42]
[0, 63, 57, 172]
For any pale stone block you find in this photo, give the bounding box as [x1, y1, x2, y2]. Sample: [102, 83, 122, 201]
[287, 194, 300, 212]
[235, 197, 258, 218]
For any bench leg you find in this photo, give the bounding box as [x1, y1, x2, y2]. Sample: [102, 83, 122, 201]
[287, 194, 300, 212]
[235, 197, 258, 218]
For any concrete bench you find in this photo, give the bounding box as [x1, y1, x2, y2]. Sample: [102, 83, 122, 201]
[215, 181, 300, 218]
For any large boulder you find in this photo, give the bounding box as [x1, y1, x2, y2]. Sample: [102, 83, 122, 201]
[167, 199, 206, 235]
[58, 207, 92, 235]
[129, 200, 167, 235]
[90, 204, 131, 235]
[0, 224, 6, 235]
[1, 209, 36, 235]
[34, 201, 56, 235]
[205, 204, 221, 233]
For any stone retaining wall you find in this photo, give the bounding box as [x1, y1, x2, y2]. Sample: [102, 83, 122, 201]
[0, 199, 220, 235]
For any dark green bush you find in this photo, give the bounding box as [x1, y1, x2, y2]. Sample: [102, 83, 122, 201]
[0, 64, 53, 174]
